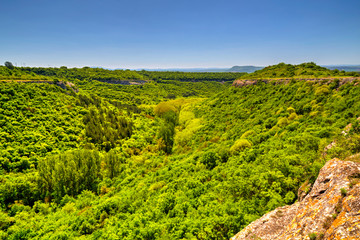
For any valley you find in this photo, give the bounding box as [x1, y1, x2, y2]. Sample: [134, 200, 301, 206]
[0, 63, 359, 239]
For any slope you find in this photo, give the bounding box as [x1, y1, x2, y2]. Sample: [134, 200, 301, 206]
[238, 62, 360, 79]
[0, 65, 360, 239]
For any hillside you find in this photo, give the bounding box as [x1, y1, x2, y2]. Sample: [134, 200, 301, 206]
[20, 66, 146, 82]
[135, 65, 360, 73]
[19, 66, 245, 82]
[238, 62, 360, 79]
[137, 70, 246, 81]
[0, 63, 360, 239]
[0, 66, 52, 81]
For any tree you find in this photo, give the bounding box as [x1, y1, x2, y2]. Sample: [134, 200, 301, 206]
[38, 150, 102, 201]
[4, 61, 14, 69]
[104, 150, 125, 179]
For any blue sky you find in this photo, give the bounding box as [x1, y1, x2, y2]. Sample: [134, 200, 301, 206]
[1, 0, 359, 68]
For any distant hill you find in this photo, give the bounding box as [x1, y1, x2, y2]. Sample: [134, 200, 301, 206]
[138, 66, 264, 73]
[228, 66, 264, 73]
[93, 64, 360, 73]
[238, 62, 360, 79]
[134, 65, 360, 73]
[325, 65, 360, 72]
[136, 66, 263, 73]
[133, 68, 230, 72]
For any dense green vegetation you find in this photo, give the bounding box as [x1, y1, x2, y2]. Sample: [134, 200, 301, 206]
[239, 62, 360, 79]
[20, 67, 145, 82]
[0, 62, 360, 239]
[0, 66, 51, 81]
[19, 66, 245, 82]
[77, 79, 228, 105]
[138, 71, 246, 82]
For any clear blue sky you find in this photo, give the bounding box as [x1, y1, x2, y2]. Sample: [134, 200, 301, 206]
[1, 0, 359, 68]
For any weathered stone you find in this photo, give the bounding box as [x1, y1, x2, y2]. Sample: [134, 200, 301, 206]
[231, 158, 360, 240]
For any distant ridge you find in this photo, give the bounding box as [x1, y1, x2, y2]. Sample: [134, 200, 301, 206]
[132, 66, 264, 73]
[325, 65, 360, 72]
[134, 68, 230, 72]
[228, 66, 264, 73]
[89, 64, 360, 73]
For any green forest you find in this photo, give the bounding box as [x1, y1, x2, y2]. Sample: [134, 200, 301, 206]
[0, 62, 359, 239]
[18, 67, 245, 82]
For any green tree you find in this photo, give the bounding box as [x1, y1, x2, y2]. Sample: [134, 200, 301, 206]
[104, 150, 125, 179]
[38, 150, 101, 201]
[4, 61, 14, 69]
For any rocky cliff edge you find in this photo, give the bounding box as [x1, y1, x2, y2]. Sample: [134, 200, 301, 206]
[231, 156, 360, 240]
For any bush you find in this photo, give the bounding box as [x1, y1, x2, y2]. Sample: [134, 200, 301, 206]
[277, 117, 289, 127]
[308, 233, 317, 240]
[315, 85, 330, 97]
[201, 151, 218, 170]
[287, 107, 295, 114]
[350, 119, 360, 134]
[154, 102, 177, 116]
[288, 112, 297, 121]
[240, 130, 255, 139]
[217, 147, 230, 163]
[230, 139, 252, 155]
[340, 188, 347, 197]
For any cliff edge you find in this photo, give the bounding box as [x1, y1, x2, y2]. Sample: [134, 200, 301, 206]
[231, 157, 360, 240]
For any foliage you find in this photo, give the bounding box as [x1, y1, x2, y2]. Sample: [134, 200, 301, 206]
[239, 62, 359, 79]
[20, 66, 145, 81]
[83, 106, 133, 151]
[0, 82, 84, 172]
[240, 130, 255, 139]
[139, 70, 246, 82]
[78, 79, 227, 106]
[38, 150, 101, 201]
[4, 62, 14, 70]
[0, 66, 51, 81]
[157, 111, 178, 154]
[0, 64, 360, 239]
[20, 66, 246, 82]
[230, 139, 252, 155]
[308, 232, 317, 240]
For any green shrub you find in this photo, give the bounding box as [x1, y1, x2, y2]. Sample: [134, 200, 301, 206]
[277, 117, 289, 127]
[308, 233, 317, 240]
[288, 112, 297, 121]
[284, 191, 295, 204]
[287, 106, 295, 114]
[350, 119, 360, 134]
[62, 202, 76, 214]
[340, 188, 347, 197]
[201, 151, 218, 169]
[230, 139, 252, 155]
[240, 130, 255, 139]
[315, 85, 330, 96]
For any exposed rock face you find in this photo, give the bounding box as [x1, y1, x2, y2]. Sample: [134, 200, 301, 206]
[231, 158, 360, 240]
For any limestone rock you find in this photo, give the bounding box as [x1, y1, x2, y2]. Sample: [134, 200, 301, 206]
[231, 158, 360, 240]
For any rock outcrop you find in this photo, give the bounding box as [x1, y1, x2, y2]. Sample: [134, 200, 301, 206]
[231, 157, 360, 240]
